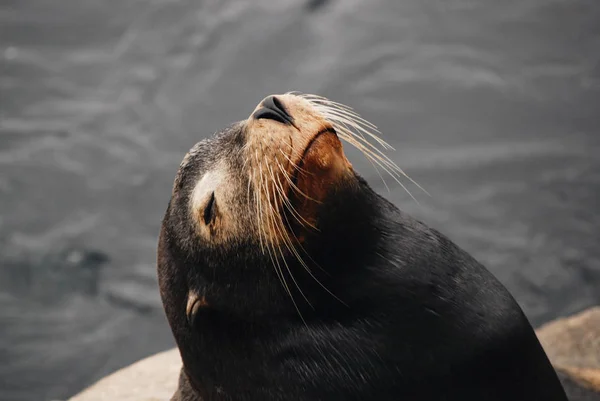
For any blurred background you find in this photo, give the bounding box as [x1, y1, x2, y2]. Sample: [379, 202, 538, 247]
[1, 0, 599, 400]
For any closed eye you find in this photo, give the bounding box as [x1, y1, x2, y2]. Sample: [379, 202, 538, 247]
[203, 192, 217, 225]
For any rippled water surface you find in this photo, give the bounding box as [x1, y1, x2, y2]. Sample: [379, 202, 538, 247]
[1, 0, 599, 400]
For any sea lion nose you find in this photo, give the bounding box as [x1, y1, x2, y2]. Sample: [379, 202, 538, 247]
[253, 95, 294, 125]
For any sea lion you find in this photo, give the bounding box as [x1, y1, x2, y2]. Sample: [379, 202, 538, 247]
[157, 93, 568, 400]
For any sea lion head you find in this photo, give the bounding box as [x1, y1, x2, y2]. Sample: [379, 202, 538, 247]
[157, 93, 402, 380]
[167, 93, 357, 252]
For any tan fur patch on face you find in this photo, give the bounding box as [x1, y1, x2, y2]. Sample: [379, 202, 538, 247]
[292, 131, 352, 229]
[189, 160, 245, 244]
[243, 94, 352, 246]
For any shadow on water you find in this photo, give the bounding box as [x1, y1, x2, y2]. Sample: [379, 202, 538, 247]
[1, 0, 599, 400]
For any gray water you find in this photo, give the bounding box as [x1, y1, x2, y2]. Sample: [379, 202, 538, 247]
[1, 0, 599, 400]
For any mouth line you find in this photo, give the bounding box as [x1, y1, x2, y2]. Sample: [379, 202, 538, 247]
[253, 107, 294, 125]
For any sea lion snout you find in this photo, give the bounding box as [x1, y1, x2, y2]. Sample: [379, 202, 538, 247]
[252, 95, 294, 125]
[246, 93, 351, 174]
[244, 93, 354, 234]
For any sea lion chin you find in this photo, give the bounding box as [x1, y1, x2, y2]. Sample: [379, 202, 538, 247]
[289, 128, 353, 233]
[296, 128, 351, 190]
[157, 93, 569, 401]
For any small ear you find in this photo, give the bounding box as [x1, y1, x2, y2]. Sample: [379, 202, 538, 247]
[186, 291, 209, 325]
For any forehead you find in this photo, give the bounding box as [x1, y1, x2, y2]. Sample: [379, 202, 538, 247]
[180, 123, 245, 171]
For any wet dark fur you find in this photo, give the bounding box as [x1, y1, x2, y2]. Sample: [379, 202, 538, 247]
[158, 123, 568, 401]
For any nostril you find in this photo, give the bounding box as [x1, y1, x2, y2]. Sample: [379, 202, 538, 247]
[271, 96, 286, 114]
[253, 95, 294, 125]
[253, 108, 288, 125]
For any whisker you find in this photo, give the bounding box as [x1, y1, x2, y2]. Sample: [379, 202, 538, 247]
[336, 124, 429, 198]
[298, 95, 388, 146]
[257, 157, 298, 313]
[270, 161, 339, 310]
[271, 173, 342, 309]
[361, 149, 391, 193]
[268, 200, 313, 308]
[276, 161, 322, 205]
[263, 167, 310, 319]
[314, 105, 384, 139]
[272, 174, 346, 306]
[294, 92, 428, 200]
[278, 149, 312, 176]
[265, 209, 302, 321]
[255, 150, 271, 254]
[271, 166, 319, 231]
[319, 109, 393, 150]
